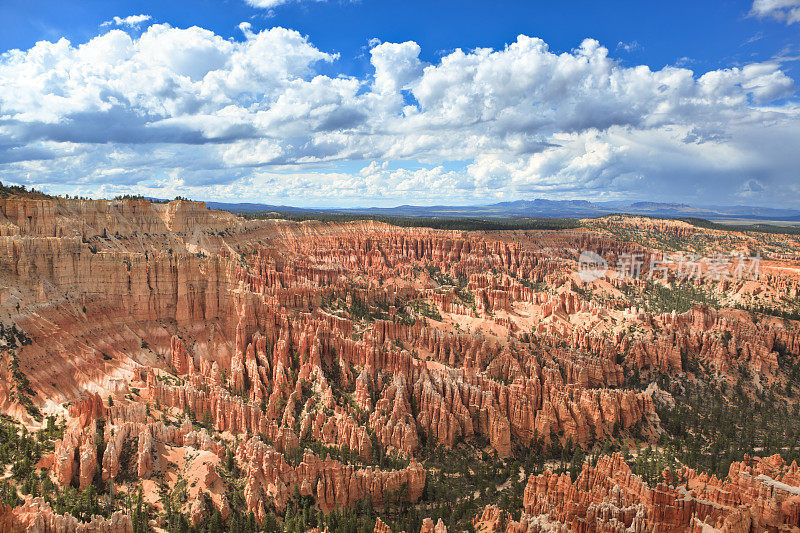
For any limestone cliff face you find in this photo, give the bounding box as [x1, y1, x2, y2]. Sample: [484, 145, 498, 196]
[0, 238, 237, 324]
[0, 197, 246, 240]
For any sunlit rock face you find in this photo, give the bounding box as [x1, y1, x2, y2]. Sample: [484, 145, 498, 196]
[1, 193, 800, 529]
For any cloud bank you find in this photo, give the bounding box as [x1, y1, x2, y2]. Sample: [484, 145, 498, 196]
[0, 22, 798, 206]
[751, 0, 800, 24]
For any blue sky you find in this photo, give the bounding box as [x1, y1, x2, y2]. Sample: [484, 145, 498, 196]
[3, 1, 797, 76]
[0, 0, 799, 207]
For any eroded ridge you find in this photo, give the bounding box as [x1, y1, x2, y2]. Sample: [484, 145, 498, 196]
[0, 195, 799, 531]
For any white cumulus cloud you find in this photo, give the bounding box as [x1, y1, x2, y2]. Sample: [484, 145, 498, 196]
[0, 24, 798, 206]
[101, 14, 152, 28]
[751, 0, 800, 23]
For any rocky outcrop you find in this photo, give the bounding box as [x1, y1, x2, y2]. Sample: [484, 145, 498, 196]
[374, 517, 391, 533]
[53, 418, 100, 490]
[369, 374, 420, 457]
[170, 335, 193, 375]
[136, 425, 154, 479]
[521, 452, 800, 532]
[237, 436, 425, 519]
[78, 434, 98, 490]
[420, 517, 448, 533]
[472, 505, 514, 533]
[304, 407, 372, 462]
[4, 195, 800, 526]
[9, 495, 132, 532]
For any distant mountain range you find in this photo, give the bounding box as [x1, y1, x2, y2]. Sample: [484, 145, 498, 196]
[203, 198, 800, 222]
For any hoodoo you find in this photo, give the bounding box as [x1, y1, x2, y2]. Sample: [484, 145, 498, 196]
[0, 193, 799, 531]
